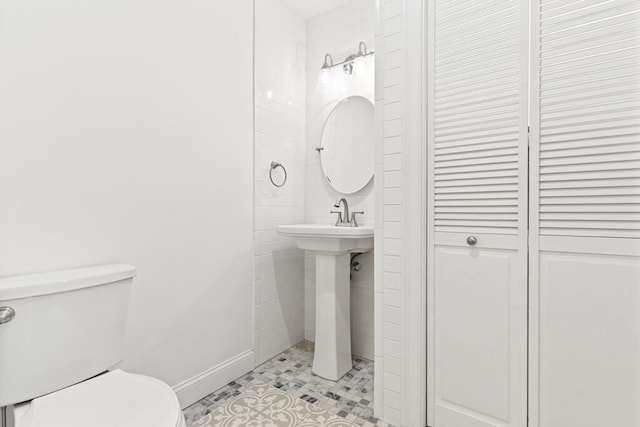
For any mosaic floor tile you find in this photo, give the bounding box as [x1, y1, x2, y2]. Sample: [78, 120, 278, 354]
[299, 411, 352, 426]
[183, 342, 391, 427]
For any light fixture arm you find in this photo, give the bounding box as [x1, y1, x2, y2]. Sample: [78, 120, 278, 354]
[357, 41, 368, 57]
[322, 53, 334, 69]
[320, 41, 374, 72]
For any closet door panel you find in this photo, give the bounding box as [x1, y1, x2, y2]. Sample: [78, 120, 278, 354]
[538, 246, 640, 427]
[434, 238, 522, 426]
[428, 0, 529, 426]
[530, 1, 640, 426]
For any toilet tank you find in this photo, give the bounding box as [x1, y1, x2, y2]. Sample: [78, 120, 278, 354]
[0, 264, 136, 407]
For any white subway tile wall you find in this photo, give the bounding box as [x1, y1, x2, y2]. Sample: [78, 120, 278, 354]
[304, 0, 377, 363]
[254, 0, 307, 366]
[254, 1, 388, 421]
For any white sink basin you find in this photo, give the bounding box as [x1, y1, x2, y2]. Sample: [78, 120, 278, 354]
[276, 224, 374, 381]
[276, 224, 373, 254]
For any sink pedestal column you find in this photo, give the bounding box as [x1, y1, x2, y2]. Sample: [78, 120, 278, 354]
[275, 224, 373, 381]
[312, 252, 352, 381]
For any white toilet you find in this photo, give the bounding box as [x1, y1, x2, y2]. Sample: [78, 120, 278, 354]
[0, 264, 186, 427]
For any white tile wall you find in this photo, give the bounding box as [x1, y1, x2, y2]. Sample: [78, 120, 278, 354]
[375, 0, 405, 424]
[304, 0, 377, 361]
[254, 0, 381, 400]
[254, 0, 307, 366]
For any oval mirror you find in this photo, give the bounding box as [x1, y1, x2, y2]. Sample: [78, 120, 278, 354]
[319, 96, 374, 194]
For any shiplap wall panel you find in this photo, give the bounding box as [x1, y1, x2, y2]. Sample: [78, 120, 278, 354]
[537, 0, 640, 238]
[377, 0, 405, 424]
[433, 0, 524, 235]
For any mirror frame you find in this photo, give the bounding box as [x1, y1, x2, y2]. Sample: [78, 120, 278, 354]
[319, 95, 375, 194]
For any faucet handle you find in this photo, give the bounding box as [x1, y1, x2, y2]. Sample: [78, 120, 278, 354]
[330, 210, 343, 226]
[350, 211, 364, 227]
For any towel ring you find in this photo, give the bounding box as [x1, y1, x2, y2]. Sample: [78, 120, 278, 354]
[269, 161, 287, 187]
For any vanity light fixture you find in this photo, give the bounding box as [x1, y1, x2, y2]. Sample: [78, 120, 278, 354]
[320, 41, 374, 77]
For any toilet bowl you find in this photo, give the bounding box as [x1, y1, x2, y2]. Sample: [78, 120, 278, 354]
[12, 370, 186, 427]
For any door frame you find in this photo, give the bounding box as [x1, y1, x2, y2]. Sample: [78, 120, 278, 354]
[403, 0, 428, 426]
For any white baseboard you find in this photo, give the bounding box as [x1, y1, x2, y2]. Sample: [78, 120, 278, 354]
[173, 349, 254, 408]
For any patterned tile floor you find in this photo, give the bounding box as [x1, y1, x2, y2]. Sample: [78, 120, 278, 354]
[183, 342, 392, 426]
[190, 384, 353, 426]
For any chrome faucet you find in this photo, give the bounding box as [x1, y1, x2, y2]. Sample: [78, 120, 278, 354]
[330, 198, 364, 227]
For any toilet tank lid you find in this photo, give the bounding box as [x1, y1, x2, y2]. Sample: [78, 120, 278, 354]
[0, 264, 136, 301]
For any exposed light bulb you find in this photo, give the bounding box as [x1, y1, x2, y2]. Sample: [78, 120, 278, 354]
[320, 68, 330, 86]
[354, 56, 366, 76]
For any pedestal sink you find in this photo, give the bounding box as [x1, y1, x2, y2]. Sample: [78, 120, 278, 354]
[276, 224, 374, 381]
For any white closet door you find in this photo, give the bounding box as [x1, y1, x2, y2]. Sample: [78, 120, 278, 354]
[427, 1, 529, 426]
[530, 1, 640, 426]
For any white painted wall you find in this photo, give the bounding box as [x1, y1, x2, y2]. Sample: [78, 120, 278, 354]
[280, 0, 354, 21]
[304, 0, 376, 361]
[0, 0, 254, 406]
[254, 0, 307, 366]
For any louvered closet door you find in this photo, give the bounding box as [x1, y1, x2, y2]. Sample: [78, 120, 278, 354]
[529, 1, 640, 426]
[427, 1, 529, 426]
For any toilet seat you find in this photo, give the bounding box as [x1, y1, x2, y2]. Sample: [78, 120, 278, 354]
[13, 370, 185, 427]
